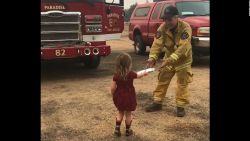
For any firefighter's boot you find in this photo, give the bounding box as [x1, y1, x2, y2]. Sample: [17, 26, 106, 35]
[145, 103, 162, 112]
[176, 107, 186, 117]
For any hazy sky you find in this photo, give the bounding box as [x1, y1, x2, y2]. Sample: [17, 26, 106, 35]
[124, 0, 153, 9]
[105, 0, 153, 9]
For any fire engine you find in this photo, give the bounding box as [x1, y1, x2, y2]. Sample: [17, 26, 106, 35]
[41, 0, 124, 68]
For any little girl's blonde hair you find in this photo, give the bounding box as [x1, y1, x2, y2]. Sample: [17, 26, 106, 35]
[115, 53, 132, 80]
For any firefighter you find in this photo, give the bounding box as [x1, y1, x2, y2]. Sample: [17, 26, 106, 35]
[145, 5, 193, 117]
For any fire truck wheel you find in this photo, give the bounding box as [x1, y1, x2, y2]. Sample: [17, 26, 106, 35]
[134, 35, 146, 55]
[84, 56, 101, 69]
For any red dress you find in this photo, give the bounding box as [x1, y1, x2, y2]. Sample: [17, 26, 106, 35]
[113, 71, 137, 111]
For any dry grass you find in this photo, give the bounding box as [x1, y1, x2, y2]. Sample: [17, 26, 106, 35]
[41, 27, 209, 141]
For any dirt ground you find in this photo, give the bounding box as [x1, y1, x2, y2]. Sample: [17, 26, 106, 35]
[41, 36, 209, 141]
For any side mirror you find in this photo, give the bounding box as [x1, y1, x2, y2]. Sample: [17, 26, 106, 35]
[122, 10, 126, 17]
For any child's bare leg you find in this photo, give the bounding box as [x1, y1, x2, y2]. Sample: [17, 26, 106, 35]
[125, 111, 132, 122]
[117, 111, 124, 121]
[125, 111, 133, 136]
[114, 111, 124, 137]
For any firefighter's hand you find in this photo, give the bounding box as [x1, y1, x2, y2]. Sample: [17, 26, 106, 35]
[146, 58, 156, 68]
[156, 63, 166, 71]
[156, 58, 173, 71]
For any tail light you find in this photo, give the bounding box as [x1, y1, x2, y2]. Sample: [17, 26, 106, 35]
[192, 27, 198, 36]
[197, 27, 210, 37]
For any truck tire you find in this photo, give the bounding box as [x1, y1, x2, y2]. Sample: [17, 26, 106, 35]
[134, 35, 146, 55]
[84, 56, 101, 69]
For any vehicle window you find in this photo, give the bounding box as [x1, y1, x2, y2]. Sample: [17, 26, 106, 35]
[134, 7, 151, 17]
[152, 3, 162, 19]
[176, 1, 209, 16]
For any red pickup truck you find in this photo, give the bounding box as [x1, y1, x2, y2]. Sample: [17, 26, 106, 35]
[129, 0, 209, 57]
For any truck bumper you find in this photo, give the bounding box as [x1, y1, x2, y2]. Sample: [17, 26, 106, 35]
[41, 45, 111, 60]
[192, 36, 210, 56]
